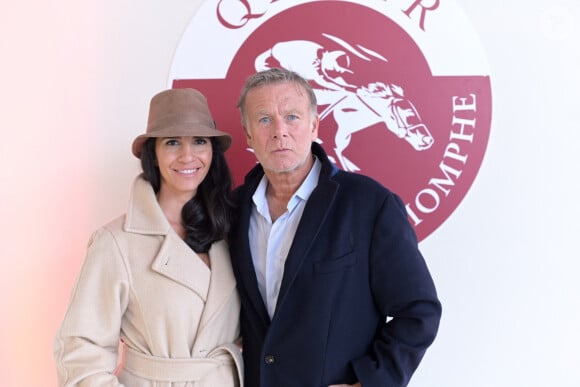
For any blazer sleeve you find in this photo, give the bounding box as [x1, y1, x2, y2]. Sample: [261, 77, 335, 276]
[351, 192, 442, 387]
[53, 227, 130, 387]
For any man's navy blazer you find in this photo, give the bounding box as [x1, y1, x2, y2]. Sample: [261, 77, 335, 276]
[229, 143, 442, 387]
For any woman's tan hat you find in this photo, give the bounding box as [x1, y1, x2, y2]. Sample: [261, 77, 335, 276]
[132, 88, 232, 158]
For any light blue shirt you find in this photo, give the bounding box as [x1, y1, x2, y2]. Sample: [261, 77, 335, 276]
[249, 157, 322, 318]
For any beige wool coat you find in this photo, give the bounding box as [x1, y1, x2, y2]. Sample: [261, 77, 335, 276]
[54, 176, 243, 387]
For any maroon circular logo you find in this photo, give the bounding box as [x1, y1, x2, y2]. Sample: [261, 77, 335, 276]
[170, 1, 492, 242]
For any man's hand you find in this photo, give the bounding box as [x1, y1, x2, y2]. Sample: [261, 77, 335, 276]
[328, 383, 361, 387]
[234, 337, 242, 351]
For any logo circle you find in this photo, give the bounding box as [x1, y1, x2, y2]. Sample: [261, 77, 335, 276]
[169, 0, 492, 242]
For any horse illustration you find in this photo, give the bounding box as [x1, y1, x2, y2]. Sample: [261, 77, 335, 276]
[317, 82, 433, 171]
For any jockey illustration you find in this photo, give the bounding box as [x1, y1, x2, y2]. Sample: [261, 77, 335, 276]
[254, 35, 356, 91]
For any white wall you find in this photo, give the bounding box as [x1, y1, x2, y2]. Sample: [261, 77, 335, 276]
[418, 2, 580, 386]
[0, 1, 578, 386]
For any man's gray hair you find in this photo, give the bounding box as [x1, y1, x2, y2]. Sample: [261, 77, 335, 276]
[237, 67, 318, 128]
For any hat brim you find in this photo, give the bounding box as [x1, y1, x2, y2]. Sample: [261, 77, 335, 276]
[132, 124, 232, 158]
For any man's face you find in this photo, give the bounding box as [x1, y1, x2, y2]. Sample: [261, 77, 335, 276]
[243, 82, 319, 175]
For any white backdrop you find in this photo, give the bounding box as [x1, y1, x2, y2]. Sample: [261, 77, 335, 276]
[1, 1, 578, 386]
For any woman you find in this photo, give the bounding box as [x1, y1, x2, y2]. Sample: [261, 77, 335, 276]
[54, 88, 243, 386]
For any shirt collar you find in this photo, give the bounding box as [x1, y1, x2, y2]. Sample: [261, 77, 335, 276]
[252, 156, 321, 218]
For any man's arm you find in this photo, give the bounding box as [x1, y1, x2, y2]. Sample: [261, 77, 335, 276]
[351, 192, 442, 386]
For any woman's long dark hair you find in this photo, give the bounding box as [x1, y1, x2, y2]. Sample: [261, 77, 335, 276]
[140, 137, 235, 253]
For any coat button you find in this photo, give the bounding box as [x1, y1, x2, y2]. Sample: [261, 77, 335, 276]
[264, 355, 275, 365]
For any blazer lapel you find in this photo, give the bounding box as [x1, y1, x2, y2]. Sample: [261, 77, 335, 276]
[275, 167, 339, 315]
[236, 179, 271, 326]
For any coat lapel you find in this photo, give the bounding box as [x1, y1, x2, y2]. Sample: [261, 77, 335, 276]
[150, 231, 210, 301]
[196, 240, 237, 332]
[126, 175, 211, 301]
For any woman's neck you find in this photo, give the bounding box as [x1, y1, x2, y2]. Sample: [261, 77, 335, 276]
[157, 190, 192, 239]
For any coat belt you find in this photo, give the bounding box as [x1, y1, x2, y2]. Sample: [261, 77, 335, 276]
[124, 346, 234, 382]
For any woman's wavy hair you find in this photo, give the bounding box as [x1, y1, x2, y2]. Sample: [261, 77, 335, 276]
[140, 137, 235, 253]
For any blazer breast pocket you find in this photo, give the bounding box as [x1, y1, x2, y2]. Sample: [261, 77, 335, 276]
[313, 252, 357, 274]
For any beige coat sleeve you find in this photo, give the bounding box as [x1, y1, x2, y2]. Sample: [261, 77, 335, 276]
[54, 227, 130, 386]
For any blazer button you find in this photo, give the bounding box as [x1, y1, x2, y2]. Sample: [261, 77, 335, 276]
[264, 355, 275, 365]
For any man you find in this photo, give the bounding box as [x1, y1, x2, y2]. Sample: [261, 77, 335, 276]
[229, 67, 441, 387]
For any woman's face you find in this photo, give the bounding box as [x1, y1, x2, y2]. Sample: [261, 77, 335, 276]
[155, 136, 213, 200]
